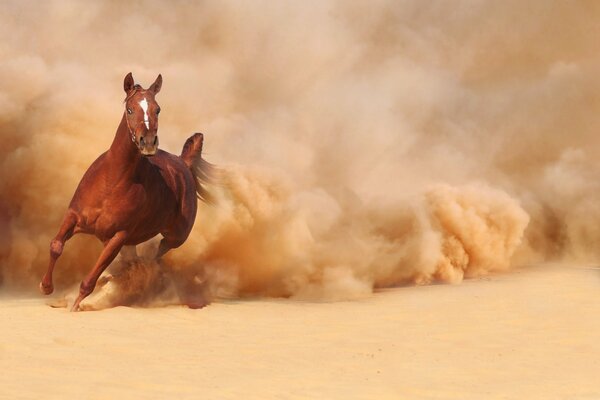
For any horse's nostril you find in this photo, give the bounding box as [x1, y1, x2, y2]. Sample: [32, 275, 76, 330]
[140, 137, 146, 146]
[153, 136, 158, 145]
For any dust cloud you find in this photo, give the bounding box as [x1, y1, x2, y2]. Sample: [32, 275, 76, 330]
[0, 1, 599, 306]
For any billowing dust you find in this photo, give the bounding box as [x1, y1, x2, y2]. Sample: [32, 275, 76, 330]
[1, 1, 599, 308]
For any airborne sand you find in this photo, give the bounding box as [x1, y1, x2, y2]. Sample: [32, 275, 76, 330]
[1, 2, 600, 398]
[1, 265, 599, 399]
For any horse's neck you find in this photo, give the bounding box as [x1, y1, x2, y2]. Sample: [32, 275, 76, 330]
[107, 113, 141, 183]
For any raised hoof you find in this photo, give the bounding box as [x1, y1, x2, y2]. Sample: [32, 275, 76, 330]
[39, 282, 54, 295]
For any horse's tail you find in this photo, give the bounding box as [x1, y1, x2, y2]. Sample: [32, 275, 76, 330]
[180, 132, 216, 203]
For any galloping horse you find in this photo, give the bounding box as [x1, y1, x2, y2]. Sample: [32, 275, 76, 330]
[40, 73, 212, 311]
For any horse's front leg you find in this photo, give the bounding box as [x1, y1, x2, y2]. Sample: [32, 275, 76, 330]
[71, 231, 128, 312]
[40, 211, 78, 295]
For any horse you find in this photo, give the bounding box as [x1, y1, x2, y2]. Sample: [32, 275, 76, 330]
[39, 72, 213, 311]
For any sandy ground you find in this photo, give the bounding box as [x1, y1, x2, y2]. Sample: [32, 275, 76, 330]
[0, 265, 598, 400]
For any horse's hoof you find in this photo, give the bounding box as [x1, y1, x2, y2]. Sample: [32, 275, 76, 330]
[186, 298, 209, 309]
[39, 282, 54, 295]
[70, 295, 84, 312]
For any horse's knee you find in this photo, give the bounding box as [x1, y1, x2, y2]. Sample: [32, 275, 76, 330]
[50, 239, 64, 259]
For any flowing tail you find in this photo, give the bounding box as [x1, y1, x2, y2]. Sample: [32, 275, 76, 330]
[180, 132, 216, 203]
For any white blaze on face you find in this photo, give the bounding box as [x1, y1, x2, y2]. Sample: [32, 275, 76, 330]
[139, 98, 150, 129]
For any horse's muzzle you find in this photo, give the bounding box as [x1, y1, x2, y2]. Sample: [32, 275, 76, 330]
[139, 135, 158, 156]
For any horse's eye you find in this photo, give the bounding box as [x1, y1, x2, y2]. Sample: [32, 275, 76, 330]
[156, 108, 161, 115]
[127, 108, 133, 115]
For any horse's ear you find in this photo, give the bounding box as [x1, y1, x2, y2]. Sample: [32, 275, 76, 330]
[149, 74, 162, 94]
[124, 72, 135, 93]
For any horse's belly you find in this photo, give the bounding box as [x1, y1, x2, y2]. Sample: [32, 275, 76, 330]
[123, 229, 162, 246]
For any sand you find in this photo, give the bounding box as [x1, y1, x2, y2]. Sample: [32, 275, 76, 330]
[0, 265, 598, 399]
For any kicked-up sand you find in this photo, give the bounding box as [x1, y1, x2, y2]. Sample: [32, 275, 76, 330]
[0, 264, 598, 399]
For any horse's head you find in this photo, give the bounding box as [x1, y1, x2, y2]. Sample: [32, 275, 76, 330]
[123, 72, 162, 156]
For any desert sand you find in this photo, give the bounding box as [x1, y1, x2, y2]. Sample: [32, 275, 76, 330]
[0, 265, 598, 399]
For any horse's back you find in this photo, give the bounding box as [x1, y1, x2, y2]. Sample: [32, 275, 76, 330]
[147, 150, 197, 236]
[147, 150, 194, 194]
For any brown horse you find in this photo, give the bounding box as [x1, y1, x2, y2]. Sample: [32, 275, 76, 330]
[40, 73, 212, 311]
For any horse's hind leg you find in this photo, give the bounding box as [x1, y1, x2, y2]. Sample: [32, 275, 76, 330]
[156, 237, 185, 259]
[157, 233, 209, 309]
[71, 231, 127, 312]
[40, 211, 78, 295]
